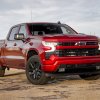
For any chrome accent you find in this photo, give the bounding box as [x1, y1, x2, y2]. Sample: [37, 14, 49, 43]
[75, 41, 86, 46]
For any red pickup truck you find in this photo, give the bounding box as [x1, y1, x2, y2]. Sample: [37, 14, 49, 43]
[0, 22, 100, 85]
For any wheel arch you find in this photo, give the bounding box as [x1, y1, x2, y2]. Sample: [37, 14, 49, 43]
[27, 49, 39, 61]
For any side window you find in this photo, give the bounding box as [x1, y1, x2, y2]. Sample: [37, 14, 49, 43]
[61, 26, 71, 34]
[9, 26, 19, 40]
[19, 25, 27, 37]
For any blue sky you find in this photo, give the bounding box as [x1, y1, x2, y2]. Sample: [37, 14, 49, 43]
[0, 0, 100, 39]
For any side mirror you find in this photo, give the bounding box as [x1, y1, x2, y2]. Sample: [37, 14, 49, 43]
[14, 34, 25, 40]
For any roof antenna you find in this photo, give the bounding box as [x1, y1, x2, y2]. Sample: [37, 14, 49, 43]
[30, 6, 33, 21]
[58, 21, 61, 24]
[31, 9, 32, 21]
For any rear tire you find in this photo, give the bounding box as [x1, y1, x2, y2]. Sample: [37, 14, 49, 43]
[79, 74, 100, 80]
[0, 67, 5, 77]
[26, 55, 49, 85]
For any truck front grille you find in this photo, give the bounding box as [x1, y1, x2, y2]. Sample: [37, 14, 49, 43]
[55, 48, 98, 57]
[45, 41, 99, 59]
[45, 48, 99, 59]
[86, 42, 98, 45]
[58, 41, 98, 46]
[58, 42, 75, 46]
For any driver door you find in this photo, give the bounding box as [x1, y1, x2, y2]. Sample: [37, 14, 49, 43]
[4, 25, 27, 68]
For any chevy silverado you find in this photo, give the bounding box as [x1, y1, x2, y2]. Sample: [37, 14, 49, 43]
[0, 22, 100, 85]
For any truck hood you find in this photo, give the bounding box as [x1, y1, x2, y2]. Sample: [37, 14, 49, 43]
[43, 34, 98, 42]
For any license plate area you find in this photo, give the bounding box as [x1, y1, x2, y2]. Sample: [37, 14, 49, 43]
[96, 66, 100, 70]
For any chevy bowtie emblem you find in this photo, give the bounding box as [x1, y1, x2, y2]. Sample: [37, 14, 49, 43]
[75, 41, 86, 46]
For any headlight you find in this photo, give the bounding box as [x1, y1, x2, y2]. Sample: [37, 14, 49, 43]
[99, 44, 100, 50]
[42, 41, 58, 46]
[42, 41, 58, 52]
[98, 38, 100, 50]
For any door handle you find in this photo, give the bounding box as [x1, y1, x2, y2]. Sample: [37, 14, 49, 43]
[14, 43, 17, 46]
[5, 44, 7, 46]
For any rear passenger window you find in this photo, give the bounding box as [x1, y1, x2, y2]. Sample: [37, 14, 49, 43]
[8, 26, 19, 40]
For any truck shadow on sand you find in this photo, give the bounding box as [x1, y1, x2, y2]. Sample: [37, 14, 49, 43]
[0, 73, 79, 90]
[5, 72, 25, 77]
[0, 72, 100, 92]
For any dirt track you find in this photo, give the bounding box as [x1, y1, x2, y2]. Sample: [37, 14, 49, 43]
[0, 69, 100, 100]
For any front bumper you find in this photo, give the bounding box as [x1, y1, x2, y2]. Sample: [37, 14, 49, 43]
[41, 55, 100, 72]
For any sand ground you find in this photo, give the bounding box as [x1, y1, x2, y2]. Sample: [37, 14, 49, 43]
[0, 69, 100, 100]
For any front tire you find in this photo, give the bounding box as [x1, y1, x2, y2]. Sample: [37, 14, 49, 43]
[26, 55, 49, 85]
[79, 74, 100, 80]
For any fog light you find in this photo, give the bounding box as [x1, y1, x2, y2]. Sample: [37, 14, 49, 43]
[96, 66, 100, 70]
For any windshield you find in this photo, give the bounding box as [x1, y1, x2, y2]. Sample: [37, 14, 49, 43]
[28, 23, 77, 35]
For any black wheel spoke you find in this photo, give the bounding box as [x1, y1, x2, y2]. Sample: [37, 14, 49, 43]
[33, 72, 36, 79]
[28, 61, 42, 80]
[36, 71, 42, 79]
[30, 63, 35, 69]
[35, 62, 40, 69]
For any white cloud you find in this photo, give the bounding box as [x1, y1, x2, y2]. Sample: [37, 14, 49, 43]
[0, 0, 100, 39]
